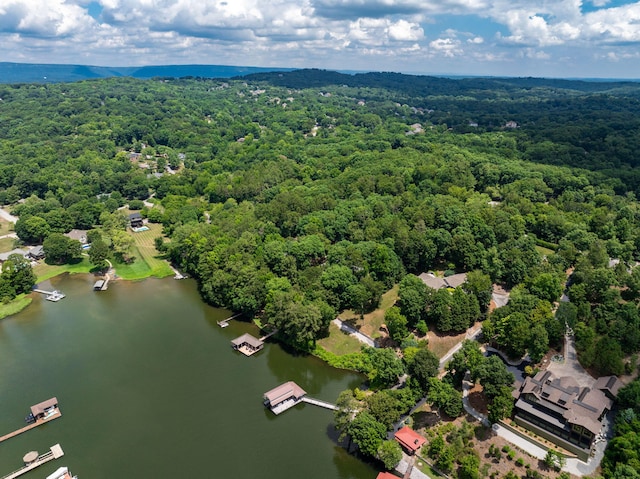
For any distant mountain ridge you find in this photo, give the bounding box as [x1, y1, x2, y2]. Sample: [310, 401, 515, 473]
[0, 62, 294, 83]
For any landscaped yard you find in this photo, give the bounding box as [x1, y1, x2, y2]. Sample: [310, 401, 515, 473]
[317, 322, 363, 355]
[33, 257, 93, 282]
[339, 284, 399, 338]
[0, 236, 16, 252]
[115, 223, 173, 280]
[0, 218, 13, 237]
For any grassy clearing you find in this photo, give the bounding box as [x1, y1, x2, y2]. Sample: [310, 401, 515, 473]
[340, 284, 399, 338]
[0, 237, 16, 252]
[427, 329, 468, 358]
[115, 223, 173, 280]
[317, 322, 363, 355]
[33, 258, 93, 283]
[416, 458, 442, 478]
[0, 218, 13, 236]
[535, 245, 555, 256]
[0, 294, 32, 320]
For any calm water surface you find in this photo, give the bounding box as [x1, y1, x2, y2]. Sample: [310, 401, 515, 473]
[0, 274, 375, 479]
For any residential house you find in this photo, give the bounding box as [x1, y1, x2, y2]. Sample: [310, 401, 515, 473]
[394, 426, 426, 455]
[512, 370, 620, 460]
[129, 213, 144, 228]
[27, 245, 45, 260]
[0, 248, 29, 263]
[418, 272, 468, 290]
[64, 229, 88, 244]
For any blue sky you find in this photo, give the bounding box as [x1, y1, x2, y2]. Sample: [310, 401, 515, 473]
[1, 0, 640, 78]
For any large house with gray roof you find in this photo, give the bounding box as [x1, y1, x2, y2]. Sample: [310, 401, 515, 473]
[512, 370, 622, 460]
[418, 272, 467, 290]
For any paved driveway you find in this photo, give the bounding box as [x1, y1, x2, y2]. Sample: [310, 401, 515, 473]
[0, 208, 18, 223]
[332, 318, 376, 347]
[546, 334, 595, 388]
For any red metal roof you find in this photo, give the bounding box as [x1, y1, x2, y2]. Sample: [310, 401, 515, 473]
[394, 426, 426, 453]
[376, 472, 398, 479]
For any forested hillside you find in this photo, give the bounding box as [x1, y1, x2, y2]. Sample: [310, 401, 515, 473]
[4, 70, 640, 476]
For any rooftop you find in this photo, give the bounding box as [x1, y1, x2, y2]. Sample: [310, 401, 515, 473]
[264, 381, 306, 406]
[30, 397, 58, 416]
[394, 426, 426, 453]
[231, 333, 263, 349]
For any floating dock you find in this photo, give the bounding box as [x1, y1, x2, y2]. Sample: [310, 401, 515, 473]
[33, 289, 65, 302]
[217, 313, 241, 328]
[0, 444, 64, 479]
[0, 398, 61, 444]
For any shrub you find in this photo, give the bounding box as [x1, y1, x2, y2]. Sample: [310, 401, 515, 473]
[128, 199, 144, 210]
[516, 458, 524, 467]
[501, 445, 511, 453]
[507, 451, 516, 460]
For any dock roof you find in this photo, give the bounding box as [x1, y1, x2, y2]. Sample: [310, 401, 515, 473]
[231, 333, 263, 348]
[31, 397, 58, 416]
[264, 381, 306, 405]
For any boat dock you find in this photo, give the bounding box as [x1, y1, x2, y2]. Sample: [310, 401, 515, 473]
[217, 313, 241, 328]
[300, 397, 338, 411]
[0, 444, 64, 479]
[264, 382, 337, 415]
[33, 289, 65, 302]
[0, 398, 61, 444]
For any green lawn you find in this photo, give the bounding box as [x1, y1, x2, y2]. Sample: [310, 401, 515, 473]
[317, 322, 363, 355]
[0, 236, 16, 252]
[535, 245, 555, 256]
[416, 457, 442, 478]
[0, 294, 32, 320]
[0, 218, 13, 236]
[33, 257, 93, 282]
[114, 223, 173, 280]
[340, 284, 399, 338]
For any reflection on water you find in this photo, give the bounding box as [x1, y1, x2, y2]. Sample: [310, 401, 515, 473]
[0, 275, 374, 479]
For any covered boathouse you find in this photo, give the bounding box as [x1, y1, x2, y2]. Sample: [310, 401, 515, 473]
[263, 381, 307, 414]
[30, 398, 58, 421]
[231, 333, 264, 356]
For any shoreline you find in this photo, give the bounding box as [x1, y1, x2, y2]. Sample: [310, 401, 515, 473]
[1, 260, 175, 321]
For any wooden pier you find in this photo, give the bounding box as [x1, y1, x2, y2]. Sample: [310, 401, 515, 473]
[0, 444, 64, 479]
[0, 399, 61, 444]
[33, 289, 65, 302]
[259, 329, 279, 342]
[217, 313, 241, 328]
[301, 397, 338, 411]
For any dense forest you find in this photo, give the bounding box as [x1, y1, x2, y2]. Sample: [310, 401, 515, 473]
[2, 70, 640, 477]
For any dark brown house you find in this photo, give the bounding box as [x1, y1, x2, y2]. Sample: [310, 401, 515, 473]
[512, 371, 619, 459]
[129, 212, 144, 228]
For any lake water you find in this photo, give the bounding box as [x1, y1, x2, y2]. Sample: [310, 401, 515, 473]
[0, 274, 376, 479]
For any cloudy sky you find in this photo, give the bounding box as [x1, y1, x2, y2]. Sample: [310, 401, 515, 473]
[1, 0, 640, 78]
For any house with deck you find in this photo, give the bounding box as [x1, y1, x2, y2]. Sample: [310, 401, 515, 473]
[512, 371, 621, 460]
